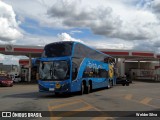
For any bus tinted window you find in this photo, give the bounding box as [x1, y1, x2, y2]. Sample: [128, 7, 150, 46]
[42, 42, 73, 57]
[83, 66, 108, 78]
[73, 43, 107, 61]
[99, 69, 108, 78]
[39, 60, 70, 81]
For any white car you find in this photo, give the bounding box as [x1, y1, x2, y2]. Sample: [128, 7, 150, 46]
[10, 74, 21, 83]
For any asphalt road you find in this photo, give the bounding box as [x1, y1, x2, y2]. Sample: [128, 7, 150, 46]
[0, 81, 160, 120]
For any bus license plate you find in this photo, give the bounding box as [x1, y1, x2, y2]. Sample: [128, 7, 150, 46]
[49, 88, 55, 91]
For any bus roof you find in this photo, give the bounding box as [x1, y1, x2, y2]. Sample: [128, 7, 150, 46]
[44, 41, 114, 63]
[74, 42, 113, 58]
[45, 41, 113, 58]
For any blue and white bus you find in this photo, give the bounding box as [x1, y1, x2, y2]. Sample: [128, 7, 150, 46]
[38, 41, 116, 95]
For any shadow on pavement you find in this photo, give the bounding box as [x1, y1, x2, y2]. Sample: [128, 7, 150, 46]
[2, 85, 128, 99]
[133, 79, 160, 83]
[3, 91, 75, 99]
[2, 87, 109, 99]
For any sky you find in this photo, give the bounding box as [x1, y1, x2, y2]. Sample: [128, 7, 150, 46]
[0, 0, 160, 64]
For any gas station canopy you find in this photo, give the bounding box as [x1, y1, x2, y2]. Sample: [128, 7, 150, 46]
[0, 44, 43, 57]
[1, 44, 160, 82]
[0, 44, 160, 59]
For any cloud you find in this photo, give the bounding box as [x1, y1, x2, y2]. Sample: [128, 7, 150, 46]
[3, 0, 160, 53]
[70, 30, 82, 34]
[0, 54, 28, 65]
[152, 37, 160, 48]
[85, 38, 134, 50]
[58, 32, 84, 43]
[15, 33, 58, 46]
[0, 1, 23, 42]
[132, 40, 157, 52]
[47, 0, 160, 41]
[5, 0, 160, 41]
[139, 0, 160, 20]
[151, 0, 160, 13]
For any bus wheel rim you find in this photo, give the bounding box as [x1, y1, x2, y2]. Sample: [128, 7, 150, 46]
[81, 84, 84, 94]
[88, 85, 90, 93]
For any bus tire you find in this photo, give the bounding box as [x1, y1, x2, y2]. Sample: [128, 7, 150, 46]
[89, 81, 92, 93]
[86, 84, 91, 94]
[80, 83, 85, 95]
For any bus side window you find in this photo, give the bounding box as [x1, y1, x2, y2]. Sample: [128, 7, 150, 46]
[72, 62, 78, 80]
[99, 69, 108, 78]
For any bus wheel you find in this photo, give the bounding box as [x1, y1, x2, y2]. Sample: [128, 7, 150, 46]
[80, 83, 84, 95]
[86, 84, 91, 94]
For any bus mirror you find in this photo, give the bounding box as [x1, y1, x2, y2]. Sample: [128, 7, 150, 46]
[75, 68, 78, 74]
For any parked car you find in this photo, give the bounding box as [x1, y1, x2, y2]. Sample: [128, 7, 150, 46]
[9, 74, 21, 83]
[116, 76, 130, 86]
[8, 72, 21, 83]
[0, 76, 13, 87]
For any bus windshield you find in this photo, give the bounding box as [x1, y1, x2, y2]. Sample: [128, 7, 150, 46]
[42, 42, 73, 57]
[39, 61, 69, 81]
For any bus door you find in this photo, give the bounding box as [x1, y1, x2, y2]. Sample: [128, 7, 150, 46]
[71, 62, 80, 92]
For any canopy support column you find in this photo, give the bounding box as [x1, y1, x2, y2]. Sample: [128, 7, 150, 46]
[28, 54, 32, 82]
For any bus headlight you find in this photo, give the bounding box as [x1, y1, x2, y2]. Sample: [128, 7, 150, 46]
[55, 83, 61, 89]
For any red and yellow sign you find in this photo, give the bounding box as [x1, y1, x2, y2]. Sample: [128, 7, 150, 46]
[109, 65, 114, 78]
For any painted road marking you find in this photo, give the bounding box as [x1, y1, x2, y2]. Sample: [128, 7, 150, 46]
[73, 105, 93, 111]
[140, 97, 152, 105]
[48, 99, 82, 120]
[48, 99, 93, 120]
[79, 99, 115, 120]
[48, 99, 114, 120]
[123, 94, 158, 108]
[80, 99, 101, 111]
[49, 100, 82, 110]
[61, 106, 93, 117]
[124, 94, 132, 100]
[92, 116, 114, 120]
[48, 99, 81, 105]
[50, 106, 93, 120]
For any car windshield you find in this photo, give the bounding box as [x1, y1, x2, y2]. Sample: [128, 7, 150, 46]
[39, 61, 70, 81]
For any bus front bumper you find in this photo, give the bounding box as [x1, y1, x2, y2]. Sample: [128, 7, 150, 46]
[38, 81, 70, 93]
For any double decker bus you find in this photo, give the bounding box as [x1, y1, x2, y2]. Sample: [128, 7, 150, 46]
[38, 41, 116, 95]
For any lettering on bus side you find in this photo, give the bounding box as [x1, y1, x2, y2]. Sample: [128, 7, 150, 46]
[83, 61, 108, 78]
